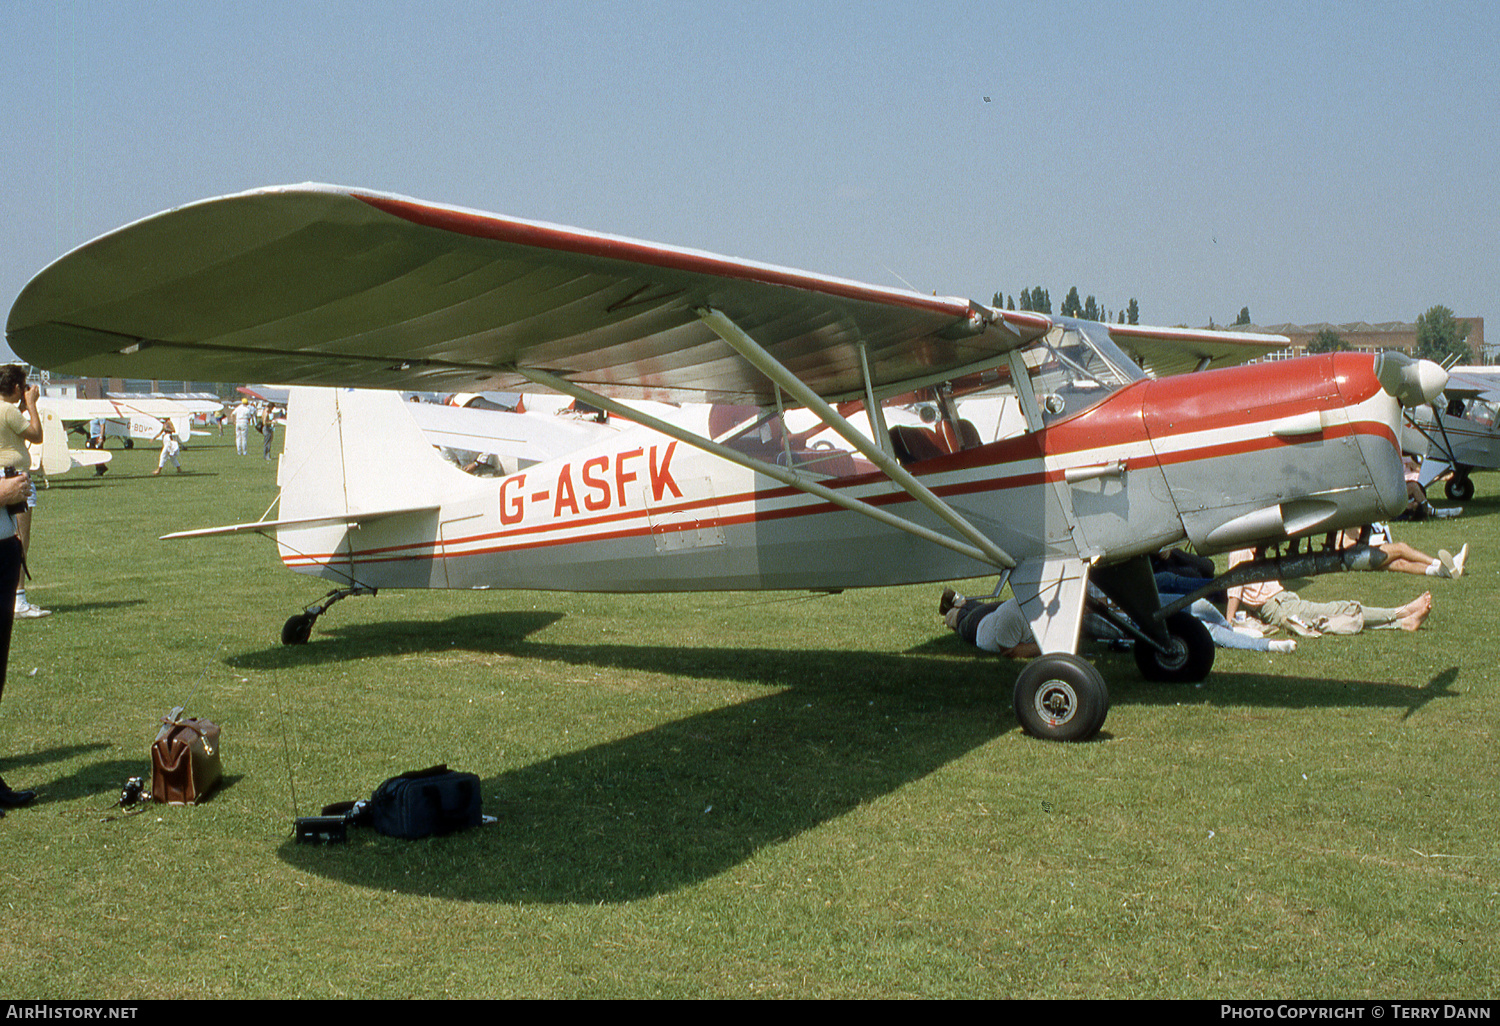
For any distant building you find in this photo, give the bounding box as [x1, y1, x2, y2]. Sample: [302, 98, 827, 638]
[22, 374, 240, 401]
[1248, 318, 1486, 363]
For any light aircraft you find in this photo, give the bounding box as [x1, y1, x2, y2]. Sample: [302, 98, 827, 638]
[40, 395, 221, 449]
[1402, 366, 1500, 501]
[5, 184, 1450, 741]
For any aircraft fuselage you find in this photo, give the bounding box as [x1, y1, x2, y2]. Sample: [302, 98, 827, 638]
[272, 352, 1405, 595]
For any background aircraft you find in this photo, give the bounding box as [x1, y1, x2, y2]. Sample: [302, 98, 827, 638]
[1403, 366, 1500, 500]
[41, 395, 222, 449]
[5, 184, 1448, 741]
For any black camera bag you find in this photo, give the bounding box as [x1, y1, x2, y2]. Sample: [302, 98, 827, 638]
[366, 764, 483, 839]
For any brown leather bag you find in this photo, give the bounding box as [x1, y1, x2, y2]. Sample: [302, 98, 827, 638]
[151, 707, 223, 805]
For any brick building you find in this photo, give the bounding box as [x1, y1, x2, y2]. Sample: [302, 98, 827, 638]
[1251, 317, 1486, 363]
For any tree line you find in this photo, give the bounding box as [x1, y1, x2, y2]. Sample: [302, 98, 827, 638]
[993, 287, 1141, 326]
[995, 288, 1481, 364]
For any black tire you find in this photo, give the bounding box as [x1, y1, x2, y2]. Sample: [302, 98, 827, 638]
[1013, 654, 1109, 742]
[1133, 610, 1214, 683]
[281, 613, 315, 646]
[1445, 475, 1474, 502]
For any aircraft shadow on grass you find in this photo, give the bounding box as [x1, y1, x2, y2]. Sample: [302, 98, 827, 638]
[267, 610, 1464, 905]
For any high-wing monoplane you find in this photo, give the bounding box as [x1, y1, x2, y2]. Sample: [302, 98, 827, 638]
[6, 184, 1450, 740]
[1402, 366, 1500, 501]
[40, 395, 221, 449]
[30, 393, 217, 478]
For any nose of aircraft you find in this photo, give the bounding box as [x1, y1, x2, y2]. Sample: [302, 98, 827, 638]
[1374, 352, 1448, 407]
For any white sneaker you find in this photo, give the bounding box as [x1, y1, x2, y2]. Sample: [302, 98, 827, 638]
[1268, 639, 1296, 654]
[14, 602, 51, 619]
[1438, 545, 1467, 579]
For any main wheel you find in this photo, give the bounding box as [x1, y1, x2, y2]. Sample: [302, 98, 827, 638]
[281, 613, 315, 646]
[1013, 654, 1109, 742]
[1133, 610, 1214, 683]
[1445, 475, 1474, 501]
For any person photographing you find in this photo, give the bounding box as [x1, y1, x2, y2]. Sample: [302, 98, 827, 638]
[0, 367, 46, 618]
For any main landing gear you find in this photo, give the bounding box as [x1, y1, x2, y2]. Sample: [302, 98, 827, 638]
[1131, 610, 1215, 684]
[1012, 614, 1213, 743]
[1444, 469, 1475, 502]
[1010, 556, 1216, 741]
[281, 585, 377, 645]
[1013, 654, 1109, 742]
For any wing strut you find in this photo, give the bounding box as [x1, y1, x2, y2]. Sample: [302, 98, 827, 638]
[510, 365, 1011, 571]
[694, 306, 1016, 569]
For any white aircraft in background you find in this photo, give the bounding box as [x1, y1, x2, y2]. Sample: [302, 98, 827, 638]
[40, 395, 222, 449]
[1403, 366, 1500, 501]
[6, 184, 1448, 741]
[29, 393, 219, 478]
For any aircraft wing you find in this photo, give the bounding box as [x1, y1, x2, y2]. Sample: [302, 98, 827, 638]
[1107, 323, 1289, 377]
[238, 384, 291, 404]
[1441, 367, 1500, 403]
[39, 396, 219, 422]
[7, 184, 1053, 406]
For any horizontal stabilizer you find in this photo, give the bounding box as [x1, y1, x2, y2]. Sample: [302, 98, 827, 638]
[161, 504, 439, 541]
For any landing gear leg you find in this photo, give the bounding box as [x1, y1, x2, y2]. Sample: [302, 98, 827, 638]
[281, 585, 377, 645]
[1090, 554, 1216, 684]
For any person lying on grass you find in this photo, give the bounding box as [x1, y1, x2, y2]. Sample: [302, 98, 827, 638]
[1226, 548, 1432, 635]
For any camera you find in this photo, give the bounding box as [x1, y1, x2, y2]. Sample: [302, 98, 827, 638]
[3, 466, 24, 517]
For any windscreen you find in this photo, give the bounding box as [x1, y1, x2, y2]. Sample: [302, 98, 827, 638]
[1024, 319, 1146, 425]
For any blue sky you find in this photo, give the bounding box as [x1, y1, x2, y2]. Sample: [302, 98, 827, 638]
[4, 1, 1497, 365]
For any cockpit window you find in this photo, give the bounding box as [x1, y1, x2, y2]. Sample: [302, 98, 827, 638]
[1026, 320, 1146, 424]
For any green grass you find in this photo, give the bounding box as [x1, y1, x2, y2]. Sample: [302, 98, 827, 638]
[1, 433, 1496, 998]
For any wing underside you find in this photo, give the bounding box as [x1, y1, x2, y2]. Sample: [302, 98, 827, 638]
[8, 184, 1053, 405]
[1108, 323, 1288, 377]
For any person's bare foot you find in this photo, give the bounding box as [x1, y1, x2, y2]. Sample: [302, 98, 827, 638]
[1399, 603, 1431, 631]
[1399, 592, 1432, 617]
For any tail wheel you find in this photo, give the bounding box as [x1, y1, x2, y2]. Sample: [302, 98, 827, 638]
[1133, 610, 1214, 683]
[1013, 654, 1109, 742]
[281, 613, 315, 646]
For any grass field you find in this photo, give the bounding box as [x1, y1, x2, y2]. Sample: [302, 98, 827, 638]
[1, 431, 1495, 999]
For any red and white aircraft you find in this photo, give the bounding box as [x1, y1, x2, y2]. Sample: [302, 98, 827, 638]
[6, 184, 1448, 740]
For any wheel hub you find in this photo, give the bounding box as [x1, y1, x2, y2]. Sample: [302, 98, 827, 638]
[1155, 638, 1189, 671]
[1033, 679, 1078, 726]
